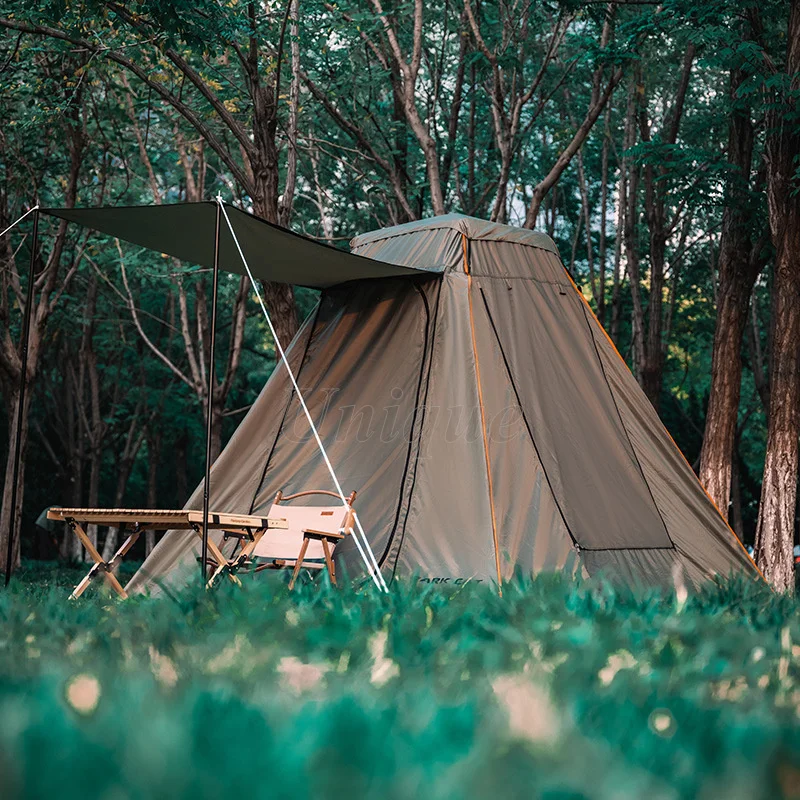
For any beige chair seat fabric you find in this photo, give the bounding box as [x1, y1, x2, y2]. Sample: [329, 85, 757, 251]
[252, 503, 349, 561]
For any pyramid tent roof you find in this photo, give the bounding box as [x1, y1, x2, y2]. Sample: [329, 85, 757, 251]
[351, 212, 560, 255]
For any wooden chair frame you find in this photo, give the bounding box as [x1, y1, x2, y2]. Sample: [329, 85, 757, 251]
[253, 489, 357, 589]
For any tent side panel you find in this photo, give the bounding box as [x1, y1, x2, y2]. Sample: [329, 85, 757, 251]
[125, 308, 319, 595]
[580, 548, 708, 589]
[588, 322, 759, 580]
[470, 283, 576, 578]
[372, 280, 441, 575]
[473, 242, 670, 551]
[390, 273, 497, 584]
[249, 278, 433, 578]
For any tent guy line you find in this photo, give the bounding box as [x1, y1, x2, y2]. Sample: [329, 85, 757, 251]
[0, 204, 39, 239]
[216, 197, 388, 592]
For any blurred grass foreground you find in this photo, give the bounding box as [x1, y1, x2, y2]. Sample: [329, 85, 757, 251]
[2, 566, 800, 799]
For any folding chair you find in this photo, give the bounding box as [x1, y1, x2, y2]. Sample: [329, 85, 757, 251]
[249, 490, 357, 589]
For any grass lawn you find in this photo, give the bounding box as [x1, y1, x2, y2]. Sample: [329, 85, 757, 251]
[1, 565, 800, 799]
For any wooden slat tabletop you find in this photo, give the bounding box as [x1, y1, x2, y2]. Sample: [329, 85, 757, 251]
[47, 507, 287, 530]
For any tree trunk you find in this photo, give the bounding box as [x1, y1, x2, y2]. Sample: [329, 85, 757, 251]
[754, 195, 800, 593]
[84, 277, 102, 558]
[640, 227, 665, 409]
[699, 268, 757, 514]
[576, 149, 598, 306]
[204, 388, 225, 462]
[0, 389, 31, 572]
[637, 44, 696, 410]
[0, 89, 85, 574]
[754, 283, 800, 592]
[84, 435, 102, 560]
[730, 449, 744, 539]
[467, 64, 476, 213]
[597, 101, 611, 328]
[748, 294, 770, 412]
[610, 177, 624, 344]
[65, 368, 84, 562]
[491, 137, 513, 224]
[251, 188, 298, 346]
[699, 64, 759, 514]
[260, 280, 298, 351]
[622, 75, 645, 375]
[419, 135, 445, 216]
[754, 0, 800, 592]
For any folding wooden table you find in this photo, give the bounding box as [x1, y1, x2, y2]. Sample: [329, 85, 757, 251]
[47, 507, 288, 599]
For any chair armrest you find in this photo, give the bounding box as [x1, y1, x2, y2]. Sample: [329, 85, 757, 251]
[301, 528, 345, 541]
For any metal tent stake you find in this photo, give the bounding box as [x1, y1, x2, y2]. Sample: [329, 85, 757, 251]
[5, 209, 39, 586]
[201, 201, 222, 583]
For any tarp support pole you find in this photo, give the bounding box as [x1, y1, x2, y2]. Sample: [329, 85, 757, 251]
[201, 201, 222, 582]
[5, 208, 39, 586]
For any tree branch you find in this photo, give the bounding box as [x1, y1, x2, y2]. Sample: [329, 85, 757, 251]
[0, 17, 252, 192]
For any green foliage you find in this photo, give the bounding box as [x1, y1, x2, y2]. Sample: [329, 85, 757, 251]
[2, 569, 800, 798]
[2, 0, 795, 556]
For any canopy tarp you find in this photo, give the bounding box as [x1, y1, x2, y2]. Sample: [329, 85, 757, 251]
[42, 202, 434, 288]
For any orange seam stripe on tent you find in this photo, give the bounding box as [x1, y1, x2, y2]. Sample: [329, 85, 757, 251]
[463, 234, 503, 594]
[560, 266, 765, 583]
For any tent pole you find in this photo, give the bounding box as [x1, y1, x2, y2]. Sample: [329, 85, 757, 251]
[201, 202, 222, 583]
[5, 209, 39, 586]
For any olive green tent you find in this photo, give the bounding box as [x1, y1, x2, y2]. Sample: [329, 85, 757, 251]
[100, 211, 758, 594]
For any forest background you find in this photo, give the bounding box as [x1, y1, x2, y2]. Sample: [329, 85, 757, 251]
[0, 0, 798, 588]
